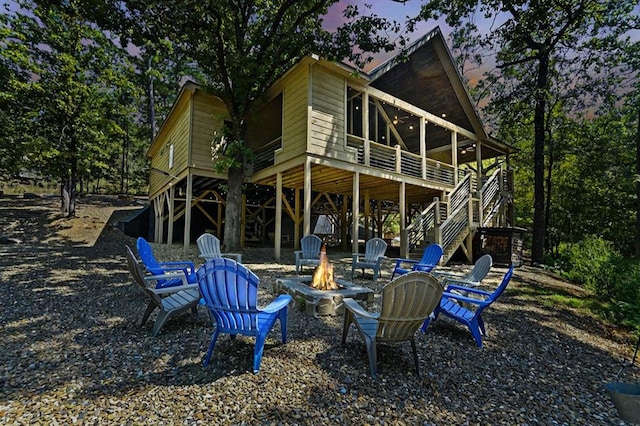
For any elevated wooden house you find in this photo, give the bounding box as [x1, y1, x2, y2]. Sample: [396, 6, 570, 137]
[146, 27, 516, 263]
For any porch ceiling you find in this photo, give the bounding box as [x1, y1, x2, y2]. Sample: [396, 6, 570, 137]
[252, 164, 441, 204]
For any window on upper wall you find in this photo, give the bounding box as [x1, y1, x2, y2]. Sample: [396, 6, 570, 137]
[169, 144, 174, 168]
[347, 87, 363, 138]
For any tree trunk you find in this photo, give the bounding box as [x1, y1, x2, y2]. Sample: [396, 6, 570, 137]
[544, 130, 554, 253]
[531, 53, 549, 266]
[223, 165, 244, 251]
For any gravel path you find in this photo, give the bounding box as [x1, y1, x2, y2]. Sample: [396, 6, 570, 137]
[0, 195, 637, 425]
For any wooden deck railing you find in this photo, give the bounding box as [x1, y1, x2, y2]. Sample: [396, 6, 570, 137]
[347, 136, 456, 186]
[250, 137, 282, 174]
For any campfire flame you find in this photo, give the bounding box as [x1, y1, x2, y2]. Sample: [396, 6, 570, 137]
[311, 243, 339, 290]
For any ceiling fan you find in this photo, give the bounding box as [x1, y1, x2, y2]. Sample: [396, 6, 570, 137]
[459, 143, 476, 155]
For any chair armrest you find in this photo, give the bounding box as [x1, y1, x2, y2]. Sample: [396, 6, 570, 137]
[343, 298, 379, 320]
[395, 258, 418, 267]
[294, 251, 302, 262]
[143, 272, 188, 286]
[441, 291, 486, 307]
[445, 284, 491, 297]
[262, 294, 293, 313]
[412, 262, 436, 272]
[158, 260, 196, 273]
[432, 271, 463, 280]
[152, 283, 199, 295]
[442, 277, 480, 287]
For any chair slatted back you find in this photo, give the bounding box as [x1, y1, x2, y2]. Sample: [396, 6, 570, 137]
[300, 234, 322, 259]
[197, 258, 260, 333]
[364, 238, 387, 263]
[468, 254, 493, 283]
[126, 245, 162, 307]
[419, 244, 443, 265]
[377, 272, 443, 341]
[136, 237, 164, 276]
[197, 233, 223, 260]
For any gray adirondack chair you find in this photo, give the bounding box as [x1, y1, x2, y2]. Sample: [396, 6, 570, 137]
[196, 233, 243, 263]
[126, 246, 200, 337]
[342, 271, 444, 378]
[294, 234, 323, 275]
[432, 254, 493, 289]
[351, 237, 387, 281]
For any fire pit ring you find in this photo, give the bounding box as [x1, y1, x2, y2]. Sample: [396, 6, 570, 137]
[274, 276, 374, 317]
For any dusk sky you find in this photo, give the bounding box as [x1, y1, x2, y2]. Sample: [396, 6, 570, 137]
[324, 0, 450, 71]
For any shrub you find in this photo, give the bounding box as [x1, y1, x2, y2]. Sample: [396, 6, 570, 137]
[559, 236, 620, 296]
[555, 236, 640, 331]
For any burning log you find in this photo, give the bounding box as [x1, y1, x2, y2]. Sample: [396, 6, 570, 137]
[311, 243, 339, 290]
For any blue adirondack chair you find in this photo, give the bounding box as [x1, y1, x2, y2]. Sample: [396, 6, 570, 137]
[197, 258, 292, 373]
[136, 237, 197, 289]
[294, 234, 323, 275]
[421, 265, 515, 347]
[391, 243, 443, 279]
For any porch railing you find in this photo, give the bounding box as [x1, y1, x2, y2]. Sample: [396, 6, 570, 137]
[250, 137, 282, 174]
[347, 136, 456, 186]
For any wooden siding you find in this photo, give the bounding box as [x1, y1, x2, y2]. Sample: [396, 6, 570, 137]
[191, 91, 228, 170]
[276, 65, 308, 163]
[309, 66, 353, 161]
[149, 93, 191, 196]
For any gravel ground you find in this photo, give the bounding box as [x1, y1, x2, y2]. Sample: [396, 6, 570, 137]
[0, 195, 637, 425]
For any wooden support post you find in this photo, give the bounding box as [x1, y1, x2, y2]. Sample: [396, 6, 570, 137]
[294, 188, 300, 249]
[304, 159, 312, 236]
[420, 117, 427, 179]
[451, 131, 458, 185]
[183, 173, 193, 251]
[352, 172, 360, 253]
[399, 182, 406, 258]
[167, 186, 175, 244]
[275, 172, 283, 261]
[341, 194, 348, 251]
[476, 141, 483, 186]
[364, 189, 370, 241]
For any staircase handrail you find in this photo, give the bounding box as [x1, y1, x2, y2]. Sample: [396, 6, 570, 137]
[446, 172, 472, 214]
[480, 169, 500, 211]
[403, 200, 439, 254]
[438, 200, 470, 254]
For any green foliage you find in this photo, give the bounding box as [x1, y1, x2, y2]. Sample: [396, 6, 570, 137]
[557, 236, 619, 295]
[551, 236, 640, 331]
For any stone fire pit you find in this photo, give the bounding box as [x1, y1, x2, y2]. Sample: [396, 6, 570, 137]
[274, 276, 374, 317]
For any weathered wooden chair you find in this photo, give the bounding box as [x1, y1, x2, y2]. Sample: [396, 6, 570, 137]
[421, 265, 515, 347]
[136, 237, 197, 288]
[294, 234, 322, 275]
[197, 258, 292, 373]
[432, 254, 493, 289]
[351, 237, 388, 281]
[196, 233, 243, 263]
[125, 246, 200, 337]
[342, 271, 444, 378]
[391, 243, 443, 279]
